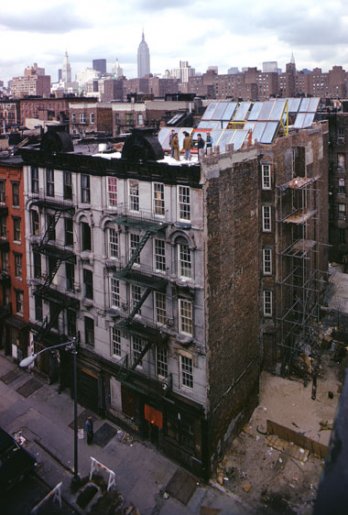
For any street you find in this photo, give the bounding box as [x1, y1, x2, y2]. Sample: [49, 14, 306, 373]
[0, 352, 251, 515]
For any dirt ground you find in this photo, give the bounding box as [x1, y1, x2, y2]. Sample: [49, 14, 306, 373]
[216, 353, 342, 514]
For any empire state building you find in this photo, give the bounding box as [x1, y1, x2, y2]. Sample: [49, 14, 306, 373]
[137, 32, 150, 78]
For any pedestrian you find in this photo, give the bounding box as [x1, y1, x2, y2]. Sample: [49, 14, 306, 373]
[84, 416, 94, 445]
[182, 131, 192, 161]
[197, 133, 205, 161]
[169, 129, 176, 158]
[171, 132, 180, 161]
[206, 132, 213, 153]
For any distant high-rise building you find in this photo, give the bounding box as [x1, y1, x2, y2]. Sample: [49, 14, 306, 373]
[262, 61, 278, 73]
[112, 58, 124, 79]
[228, 67, 239, 75]
[92, 59, 107, 75]
[62, 51, 72, 84]
[137, 31, 150, 78]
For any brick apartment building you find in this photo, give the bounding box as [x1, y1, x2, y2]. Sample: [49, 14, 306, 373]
[0, 155, 29, 361]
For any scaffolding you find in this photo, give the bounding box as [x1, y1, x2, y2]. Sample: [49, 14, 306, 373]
[276, 174, 322, 373]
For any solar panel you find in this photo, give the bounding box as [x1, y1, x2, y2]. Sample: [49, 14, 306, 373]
[221, 102, 238, 120]
[261, 122, 279, 143]
[216, 130, 234, 152]
[233, 102, 251, 121]
[287, 98, 301, 113]
[212, 102, 230, 120]
[202, 102, 218, 120]
[231, 129, 248, 150]
[294, 113, 306, 128]
[248, 102, 263, 121]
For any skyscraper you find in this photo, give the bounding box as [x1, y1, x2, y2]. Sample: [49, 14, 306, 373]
[137, 31, 150, 78]
[62, 51, 72, 84]
[92, 59, 107, 75]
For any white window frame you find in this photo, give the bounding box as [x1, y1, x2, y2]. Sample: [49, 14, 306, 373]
[130, 233, 140, 265]
[153, 182, 165, 217]
[178, 186, 191, 221]
[154, 291, 166, 325]
[110, 276, 120, 308]
[261, 164, 271, 189]
[263, 290, 273, 317]
[111, 327, 121, 358]
[129, 179, 139, 212]
[156, 347, 168, 378]
[180, 354, 193, 389]
[262, 205, 272, 232]
[132, 336, 144, 368]
[154, 239, 166, 273]
[178, 242, 192, 279]
[178, 298, 193, 336]
[262, 247, 272, 275]
[108, 228, 119, 259]
[107, 177, 117, 207]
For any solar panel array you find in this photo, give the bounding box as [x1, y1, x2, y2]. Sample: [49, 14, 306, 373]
[158, 97, 321, 154]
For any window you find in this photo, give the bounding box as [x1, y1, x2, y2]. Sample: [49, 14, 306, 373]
[13, 217, 21, 242]
[338, 153, 346, 170]
[65, 218, 74, 246]
[66, 262, 75, 291]
[64, 171, 73, 200]
[14, 253, 22, 278]
[262, 248, 272, 275]
[339, 228, 346, 244]
[46, 169, 54, 197]
[81, 222, 91, 251]
[263, 290, 273, 317]
[130, 233, 140, 265]
[80, 113, 86, 123]
[110, 276, 120, 308]
[47, 214, 56, 241]
[33, 252, 41, 278]
[129, 180, 139, 211]
[180, 355, 193, 388]
[178, 186, 190, 221]
[1, 251, 9, 272]
[107, 177, 117, 207]
[338, 203, 346, 220]
[178, 298, 193, 335]
[131, 284, 142, 314]
[154, 183, 165, 216]
[71, 113, 76, 124]
[262, 205, 271, 232]
[67, 309, 76, 337]
[35, 296, 43, 321]
[48, 256, 58, 280]
[31, 167, 39, 194]
[155, 291, 166, 325]
[84, 317, 94, 346]
[81, 175, 90, 203]
[31, 210, 40, 236]
[108, 228, 119, 258]
[15, 290, 23, 315]
[83, 269, 93, 299]
[339, 178, 346, 194]
[261, 164, 271, 189]
[0, 216, 6, 238]
[154, 239, 166, 273]
[111, 327, 121, 357]
[0, 180, 5, 203]
[178, 242, 192, 278]
[12, 182, 19, 206]
[157, 347, 168, 378]
[132, 336, 144, 367]
[90, 112, 95, 124]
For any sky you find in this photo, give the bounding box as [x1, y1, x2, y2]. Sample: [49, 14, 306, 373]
[1, 0, 348, 84]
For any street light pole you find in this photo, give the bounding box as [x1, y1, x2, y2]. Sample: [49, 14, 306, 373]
[19, 338, 80, 485]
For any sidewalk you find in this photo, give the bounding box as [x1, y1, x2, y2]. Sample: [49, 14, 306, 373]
[0, 353, 252, 514]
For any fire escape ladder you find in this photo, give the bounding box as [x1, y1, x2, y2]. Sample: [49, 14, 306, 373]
[37, 257, 61, 293]
[130, 340, 153, 370]
[124, 230, 153, 272]
[126, 287, 152, 323]
[33, 306, 63, 343]
[41, 211, 63, 247]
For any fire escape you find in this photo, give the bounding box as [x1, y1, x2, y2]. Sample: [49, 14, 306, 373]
[30, 198, 79, 346]
[0, 202, 10, 320]
[107, 212, 169, 375]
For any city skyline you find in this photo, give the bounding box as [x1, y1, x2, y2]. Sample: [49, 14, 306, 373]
[1, 0, 348, 83]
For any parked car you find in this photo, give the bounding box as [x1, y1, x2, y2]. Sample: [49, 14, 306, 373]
[0, 427, 37, 491]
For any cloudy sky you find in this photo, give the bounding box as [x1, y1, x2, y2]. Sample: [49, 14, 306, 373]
[1, 0, 348, 83]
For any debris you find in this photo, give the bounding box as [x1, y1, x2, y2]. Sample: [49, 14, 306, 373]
[241, 481, 252, 493]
